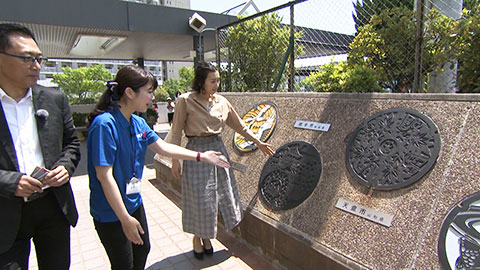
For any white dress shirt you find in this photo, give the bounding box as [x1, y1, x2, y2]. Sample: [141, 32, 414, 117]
[0, 88, 45, 175]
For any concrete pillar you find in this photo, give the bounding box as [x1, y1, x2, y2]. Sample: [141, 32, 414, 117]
[419, 0, 463, 93]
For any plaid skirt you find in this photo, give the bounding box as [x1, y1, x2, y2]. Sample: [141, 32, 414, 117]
[181, 135, 243, 239]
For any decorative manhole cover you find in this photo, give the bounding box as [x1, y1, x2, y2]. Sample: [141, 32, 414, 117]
[345, 108, 441, 190]
[438, 192, 480, 270]
[259, 141, 321, 211]
[233, 101, 278, 153]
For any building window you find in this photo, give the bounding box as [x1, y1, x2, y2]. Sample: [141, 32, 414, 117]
[45, 61, 55, 67]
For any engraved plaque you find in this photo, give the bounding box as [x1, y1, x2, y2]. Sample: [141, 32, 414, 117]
[259, 141, 321, 211]
[346, 108, 441, 190]
[234, 101, 278, 153]
[438, 192, 480, 270]
[336, 198, 393, 227]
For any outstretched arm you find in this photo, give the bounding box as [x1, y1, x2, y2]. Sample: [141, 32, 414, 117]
[148, 139, 230, 169]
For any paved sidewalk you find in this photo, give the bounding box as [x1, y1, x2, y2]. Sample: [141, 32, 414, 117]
[28, 167, 279, 270]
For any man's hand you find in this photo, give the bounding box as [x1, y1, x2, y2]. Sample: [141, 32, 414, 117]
[14, 175, 43, 197]
[44, 165, 70, 187]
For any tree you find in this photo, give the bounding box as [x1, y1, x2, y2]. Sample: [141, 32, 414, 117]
[52, 64, 112, 104]
[353, 0, 414, 31]
[463, 0, 480, 10]
[454, 2, 480, 92]
[222, 13, 303, 92]
[348, 7, 456, 92]
[161, 66, 194, 98]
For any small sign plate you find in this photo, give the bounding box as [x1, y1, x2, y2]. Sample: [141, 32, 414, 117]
[230, 161, 247, 173]
[294, 120, 330, 132]
[335, 198, 393, 227]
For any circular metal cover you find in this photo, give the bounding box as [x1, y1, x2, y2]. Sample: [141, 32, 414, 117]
[259, 141, 321, 211]
[233, 101, 278, 153]
[438, 192, 480, 270]
[345, 108, 441, 190]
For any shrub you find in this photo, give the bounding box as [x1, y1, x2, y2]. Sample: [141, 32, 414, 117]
[300, 61, 382, 93]
[72, 112, 87, 127]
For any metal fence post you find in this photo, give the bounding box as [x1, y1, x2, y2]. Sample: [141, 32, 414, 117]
[413, 0, 425, 93]
[289, 3, 295, 92]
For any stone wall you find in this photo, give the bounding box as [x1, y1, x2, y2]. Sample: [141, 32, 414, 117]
[154, 92, 480, 270]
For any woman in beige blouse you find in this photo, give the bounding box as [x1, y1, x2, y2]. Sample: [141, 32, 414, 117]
[170, 62, 274, 260]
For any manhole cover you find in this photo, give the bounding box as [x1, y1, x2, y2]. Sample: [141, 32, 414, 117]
[345, 108, 441, 190]
[259, 141, 321, 211]
[233, 101, 278, 153]
[438, 192, 480, 270]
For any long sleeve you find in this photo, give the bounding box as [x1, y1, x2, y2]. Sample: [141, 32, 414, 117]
[52, 93, 81, 176]
[225, 101, 259, 144]
[169, 95, 187, 146]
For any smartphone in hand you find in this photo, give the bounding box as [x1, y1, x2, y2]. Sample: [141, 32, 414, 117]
[24, 166, 50, 202]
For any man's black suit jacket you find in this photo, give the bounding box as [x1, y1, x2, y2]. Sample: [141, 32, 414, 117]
[0, 86, 81, 254]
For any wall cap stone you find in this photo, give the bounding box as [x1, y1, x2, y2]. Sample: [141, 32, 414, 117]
[221, 92, 480, 102]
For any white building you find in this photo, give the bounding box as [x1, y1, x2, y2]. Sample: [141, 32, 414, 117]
[39, 0, 191, 88]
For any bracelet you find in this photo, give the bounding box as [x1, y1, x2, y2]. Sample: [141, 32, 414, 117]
[196, 152, 201, 162]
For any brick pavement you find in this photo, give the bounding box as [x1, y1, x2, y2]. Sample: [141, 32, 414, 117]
[27, 167, 279, 270]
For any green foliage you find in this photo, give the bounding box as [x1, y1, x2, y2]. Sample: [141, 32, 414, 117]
[154, 85, 170, 102]
[161, 67, 193, 98]
[178, 66, 194, 88]
[222, 13, 303, 92]
[52, 64, 112, 104]
[344, 65, 383, 92]
[72, 112, 87, 127]
[348, 7, 456, 92]
[300, 61, 382, 93]
[303, 61, 348, 92]
[145, 108, 158, 127]
[353, 0, 414, 31]
[463, 0, 480, 10]
[454, 3, 480, 92]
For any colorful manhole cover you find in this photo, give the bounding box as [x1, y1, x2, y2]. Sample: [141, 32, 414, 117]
[259, 141, 321, 211]
[233, 101, 278, 153]
[438, 192, 480, 270]
[345, 108, 441, 190]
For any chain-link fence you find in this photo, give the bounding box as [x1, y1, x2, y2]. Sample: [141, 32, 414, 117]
[214, 0, 478, 93]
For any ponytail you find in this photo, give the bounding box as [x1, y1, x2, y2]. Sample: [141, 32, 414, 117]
[86, 65, 158, 128]
[86, 81, 118, 128]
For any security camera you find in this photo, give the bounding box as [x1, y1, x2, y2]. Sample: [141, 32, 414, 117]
[189, 12, 207, 33]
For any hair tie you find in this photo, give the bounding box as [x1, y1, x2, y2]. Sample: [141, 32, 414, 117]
[105, 81, 118, 93]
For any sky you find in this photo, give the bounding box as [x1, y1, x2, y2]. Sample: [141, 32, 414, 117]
[190, 0, 357, 35]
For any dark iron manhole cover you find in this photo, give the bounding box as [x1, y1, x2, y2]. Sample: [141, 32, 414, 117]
[345, 108, 441, 190]
[233, 101, 278, 153]
[259, 141, 321, 211]
[438, 192, 480, 270]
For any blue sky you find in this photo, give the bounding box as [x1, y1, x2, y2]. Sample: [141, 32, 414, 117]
[190, 0, 357, 34]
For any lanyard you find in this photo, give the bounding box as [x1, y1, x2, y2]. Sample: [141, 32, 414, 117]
[129, 125, 137, 178]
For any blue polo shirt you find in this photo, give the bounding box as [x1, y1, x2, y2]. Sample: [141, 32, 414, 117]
[87, 106, 159, 222]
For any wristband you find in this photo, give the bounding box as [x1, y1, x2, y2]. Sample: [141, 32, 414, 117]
[196, 152, 201, 162]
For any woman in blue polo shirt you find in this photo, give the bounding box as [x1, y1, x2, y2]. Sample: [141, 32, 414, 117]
[86, 65, 229, 270]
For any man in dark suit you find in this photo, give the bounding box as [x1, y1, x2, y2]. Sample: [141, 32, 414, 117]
[0, 23, 80, 269]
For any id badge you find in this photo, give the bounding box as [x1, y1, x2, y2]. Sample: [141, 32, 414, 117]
[126, 177, 141, 195]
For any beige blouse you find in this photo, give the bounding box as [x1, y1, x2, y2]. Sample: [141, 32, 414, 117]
[169, 92, 255, 146]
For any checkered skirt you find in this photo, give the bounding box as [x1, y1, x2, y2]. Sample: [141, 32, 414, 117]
[181, 135, 243, 238]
